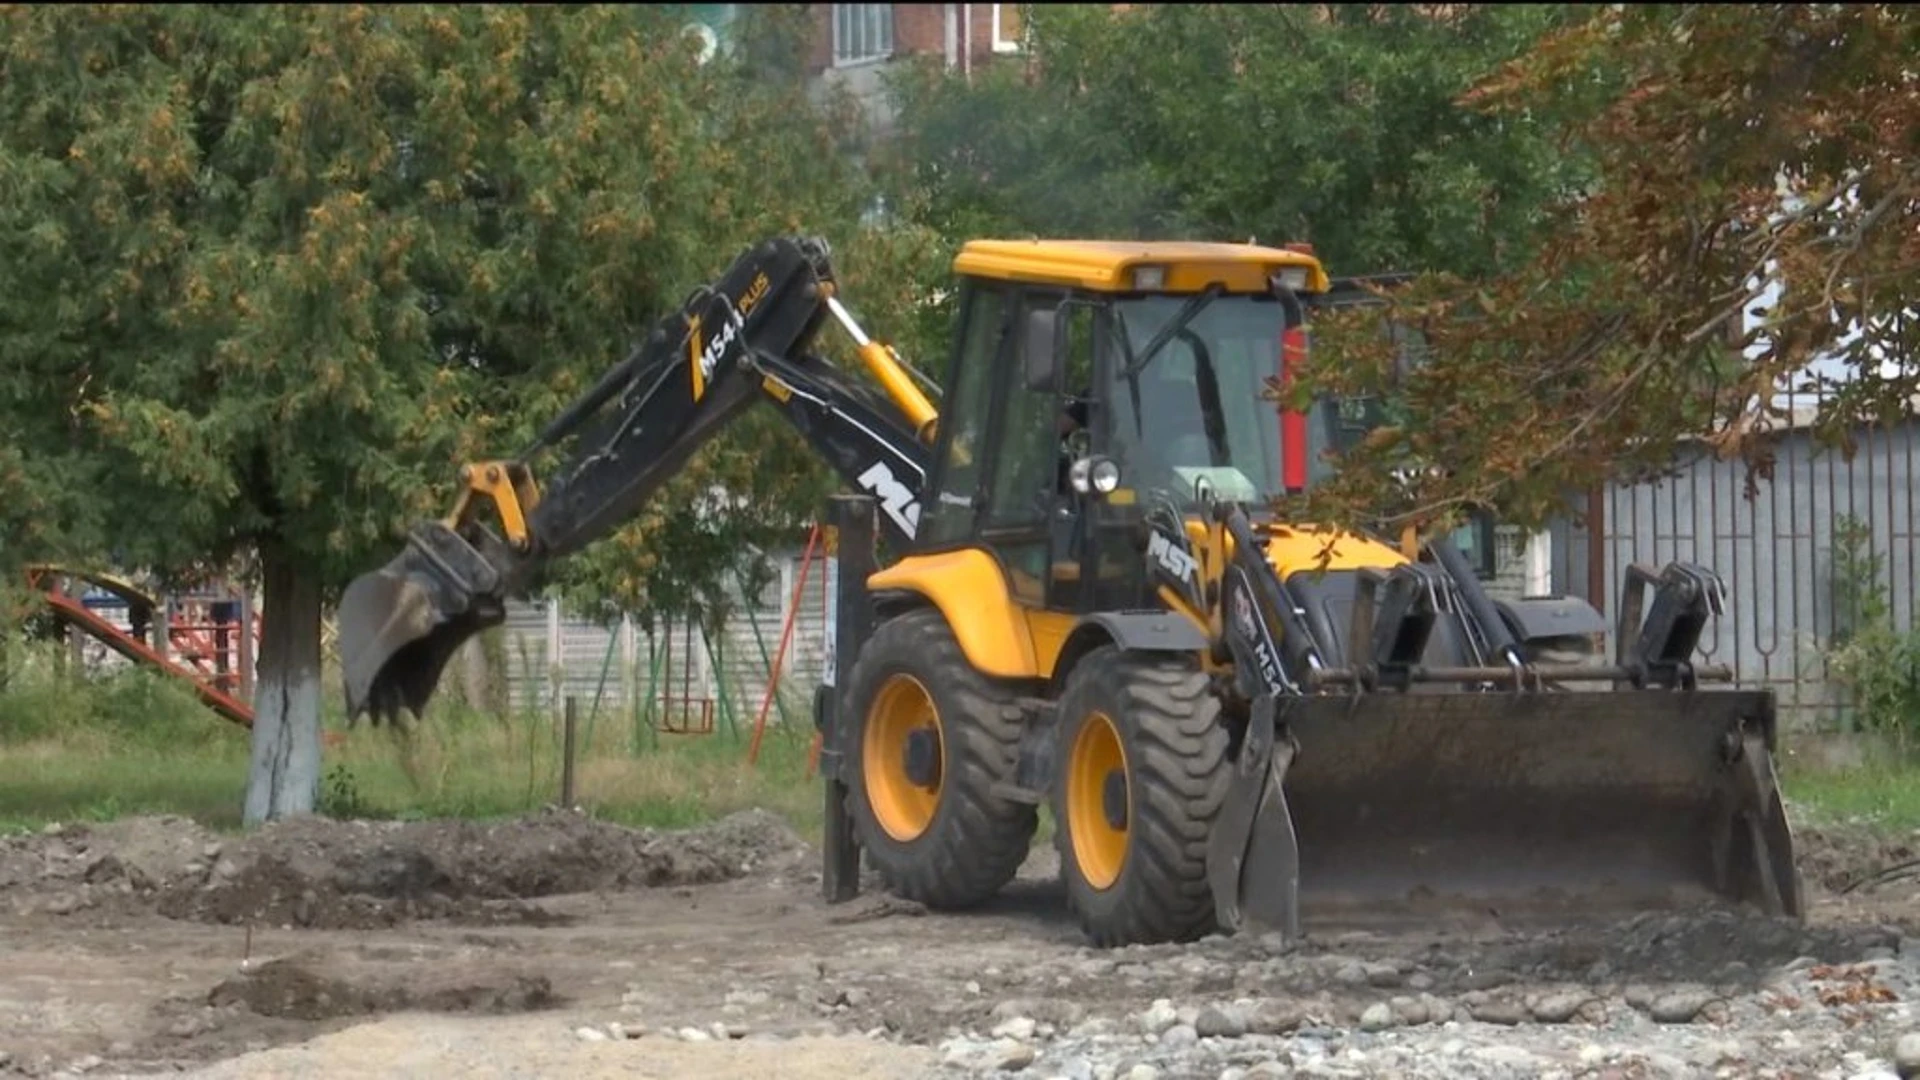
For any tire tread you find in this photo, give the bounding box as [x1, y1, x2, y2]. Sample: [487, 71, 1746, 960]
[843, 608, 1037, 909]
[1053, 645, 1230, 946]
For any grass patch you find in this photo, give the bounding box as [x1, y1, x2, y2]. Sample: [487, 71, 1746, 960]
[319, 704, 825, 839]
[0, 637, 826, 840]
[0, 735, 253, 832]
[1783, 760, 1920, 833]
[0, 640, 254, 832]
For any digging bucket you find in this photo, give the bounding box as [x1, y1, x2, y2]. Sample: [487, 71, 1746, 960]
[337, 523, 512, 723]
[1258, 686, 1804, 933]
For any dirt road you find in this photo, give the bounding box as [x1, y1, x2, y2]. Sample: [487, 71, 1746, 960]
[2, 807, 1919, 1079]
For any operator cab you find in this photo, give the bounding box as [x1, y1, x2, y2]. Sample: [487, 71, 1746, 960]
[913, 241, 1319, 614]
[912, 240, 1495, 617]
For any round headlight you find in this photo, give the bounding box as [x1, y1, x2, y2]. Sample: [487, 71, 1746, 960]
[1090, 458, 1121, 494]
[1069, 456, 1094, 494]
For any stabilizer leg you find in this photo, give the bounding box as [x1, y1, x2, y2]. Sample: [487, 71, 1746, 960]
[819, 493, 876, 904]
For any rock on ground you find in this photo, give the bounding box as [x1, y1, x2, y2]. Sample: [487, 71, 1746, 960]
[106, 1015, 936, 1080]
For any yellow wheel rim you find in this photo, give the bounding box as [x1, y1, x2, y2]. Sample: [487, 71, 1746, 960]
[1067, 710, 1129, 890]
[862, 673, 944, 842]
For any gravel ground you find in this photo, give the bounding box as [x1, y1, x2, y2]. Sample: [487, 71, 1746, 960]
[1, 808, 1918, 1079]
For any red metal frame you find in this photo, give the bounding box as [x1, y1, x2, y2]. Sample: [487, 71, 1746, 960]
[1280, 324, 1309, 493]
[27, 571, 255, 728]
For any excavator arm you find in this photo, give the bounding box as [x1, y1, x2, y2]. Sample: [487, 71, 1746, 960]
[338, 236, 939, 724]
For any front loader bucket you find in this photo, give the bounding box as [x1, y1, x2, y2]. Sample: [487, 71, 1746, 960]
[337, 523, 513, 724]
[1229, 688, 1803, 936]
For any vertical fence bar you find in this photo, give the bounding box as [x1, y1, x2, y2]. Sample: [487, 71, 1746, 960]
[1787, 388, 1805, 725]
[1717, 444, 1735, 679]
[561, 695, 579, 809]
[1905, 406, 1918, 653]
[1586, 487, 1606, 614]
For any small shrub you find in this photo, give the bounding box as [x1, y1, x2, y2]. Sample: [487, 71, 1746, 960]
[320, 764, 371, 820]
[0, 632, 238, 748]
[1827, 623, 1920, 748]
[91, 664, 233, 749]
[0, 642, 94, 743]
[1824, 516, 1920, 748]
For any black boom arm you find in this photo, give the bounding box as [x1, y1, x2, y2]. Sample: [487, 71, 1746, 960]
[337, 235, 937, 722]
[523, 236, 930, 560]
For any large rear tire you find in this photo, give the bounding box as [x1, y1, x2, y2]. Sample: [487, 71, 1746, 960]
[1052, 645, 1230, 947]
[842, 607, 1038, 909]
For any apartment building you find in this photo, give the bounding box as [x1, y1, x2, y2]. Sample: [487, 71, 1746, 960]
[804, 3, 1029, 135]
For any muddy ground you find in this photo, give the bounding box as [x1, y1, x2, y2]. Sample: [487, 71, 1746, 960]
[2, 805, 1920, 1079]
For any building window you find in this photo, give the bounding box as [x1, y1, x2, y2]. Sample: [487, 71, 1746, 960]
[991, 3, 1023, 53]
[832, 4, 894, 66]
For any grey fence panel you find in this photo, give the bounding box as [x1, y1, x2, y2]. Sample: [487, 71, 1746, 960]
[1550, 398, 1919, 734]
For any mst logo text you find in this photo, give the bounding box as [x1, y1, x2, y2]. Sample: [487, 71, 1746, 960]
[858, 461, 921, 539]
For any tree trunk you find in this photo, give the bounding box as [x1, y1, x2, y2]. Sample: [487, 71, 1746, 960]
[455, 636, 490, 713]
[243, 546, 324, 825]
[479, 625, 509, 715]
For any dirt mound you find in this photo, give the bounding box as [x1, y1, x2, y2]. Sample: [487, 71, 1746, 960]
[0, 815, 227, 922]
[1792, 817, 1920, 894]
[206, 951, 562, 1022]
[1, 808, 810, 929]
[0, 815, 221, 892]
[1513, 908, 1896, 987]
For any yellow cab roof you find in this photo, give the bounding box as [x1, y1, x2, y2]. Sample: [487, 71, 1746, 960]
[952, 238, 1331, 295]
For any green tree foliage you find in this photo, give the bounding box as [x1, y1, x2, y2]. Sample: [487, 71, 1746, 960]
[0, 447, 101, 584]
[881, 3, 1595, 278]
[0, 3, 893, 820]
[1298, 3, 1919, 535]
[542, 6, 959, 634]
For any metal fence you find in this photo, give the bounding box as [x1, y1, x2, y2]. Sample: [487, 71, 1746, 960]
[1547, 394, 1919, 733]
[499, 547, 836, 730]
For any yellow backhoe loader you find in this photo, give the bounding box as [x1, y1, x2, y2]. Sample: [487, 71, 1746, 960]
[338, 234, 1803, 946]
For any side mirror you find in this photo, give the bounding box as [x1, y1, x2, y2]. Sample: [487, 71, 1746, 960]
[1268, 272, 1307, 334]
[1023, 307, 1059, 392]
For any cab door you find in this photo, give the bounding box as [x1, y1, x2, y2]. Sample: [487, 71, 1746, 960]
[915, 278, 1009, 550]
[975, 284, 1074, 610]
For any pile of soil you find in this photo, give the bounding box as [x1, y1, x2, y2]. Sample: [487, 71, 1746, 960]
[1790, 817, 1920, 895]
[0, 808, 810, 930]
[205, 950, 563, 1022]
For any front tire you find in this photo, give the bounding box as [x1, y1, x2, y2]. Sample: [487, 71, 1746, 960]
[842, 608, 1037, 909]
[1052, 645, 1230, 947]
